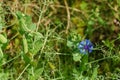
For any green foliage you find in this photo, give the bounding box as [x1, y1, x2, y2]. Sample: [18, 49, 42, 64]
[0, 34, 7, 44]
[91, 65, 99, 80]
[16, 11, 37, 34]
[73, 53, 81, 62]
[0, 0, 120, 80]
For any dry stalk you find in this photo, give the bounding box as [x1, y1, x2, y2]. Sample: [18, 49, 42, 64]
[64, 0, 70, 34]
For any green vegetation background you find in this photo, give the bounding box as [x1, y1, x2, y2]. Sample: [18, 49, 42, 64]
[0, 0, 120, 80]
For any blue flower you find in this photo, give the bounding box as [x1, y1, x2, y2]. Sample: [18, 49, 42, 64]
[78, 39, 93, 54]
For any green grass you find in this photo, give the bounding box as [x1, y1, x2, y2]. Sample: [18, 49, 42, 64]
[0, 0, 120, 80]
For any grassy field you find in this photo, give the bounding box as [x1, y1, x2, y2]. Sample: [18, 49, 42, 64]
[0, 0, 120, 80]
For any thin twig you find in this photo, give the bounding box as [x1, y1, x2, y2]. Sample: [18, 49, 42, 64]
[10, 32, 19, 40]
[87, 56, 118, 64]
[38, 29, 49, 60]
[64, 0, 70, 34]
[16, 64, 30, 80]
[51, 4, 83, 13]
[38, 27, 57, 60]
[0, 54, 21, 66]
[36, 1, 48, 31]
[40, 30, 49, 54]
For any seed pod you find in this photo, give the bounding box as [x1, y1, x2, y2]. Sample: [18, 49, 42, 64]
[23, 35, 28, 53]
[0, 34, 7, 43]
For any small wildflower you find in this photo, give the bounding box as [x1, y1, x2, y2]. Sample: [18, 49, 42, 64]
[78, 39, 93, 54]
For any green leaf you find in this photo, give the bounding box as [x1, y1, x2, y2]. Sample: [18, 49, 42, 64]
[117, 0, 120, 6]
[91, 65, 99, 80]
[0, 46, 3, 59]
[30, 32, 43, 54]
[25, 15, 36, 31]
[22, 53, 31, 64]
[67, 40, 73, 48]
[0, 17, 3, 30]
[23, 35, 28, 53]
[80, 55, 88, 72]
[35, 68, 44, 75]
[0, 34, 7, 43]
[98, 17, 104, 24]
[32, 40, 43, 54]
[34, 68, 44, 79]
[80, 1, 88, 10]
[34, 32, 44, 40]
[88, 20, 94, 26]
[73, 53, 81, 62]
[16, 11, 37, 33]
[29, 23, 36, 31]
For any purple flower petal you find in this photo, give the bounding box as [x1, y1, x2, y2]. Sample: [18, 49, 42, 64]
[78, 39, 93, 54]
